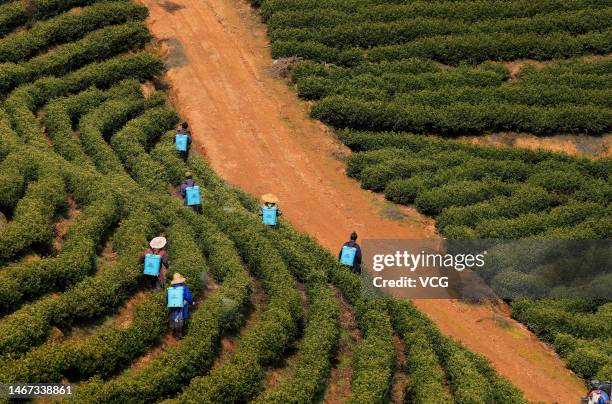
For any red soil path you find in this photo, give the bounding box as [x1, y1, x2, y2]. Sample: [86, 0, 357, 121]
[140, 0, 586, 401]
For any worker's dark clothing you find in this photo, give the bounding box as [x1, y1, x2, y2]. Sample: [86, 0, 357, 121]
[173, 130, 192, 162]
[338, 240, 362, 274]
[180, 178, 196, 198]
[139, 248, 169, 290]
[168, 283, 194, 339]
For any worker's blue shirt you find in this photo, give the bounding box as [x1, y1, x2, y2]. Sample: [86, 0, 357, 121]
[597, 391, 610, 404]
[167, 283, 193, 319]
[338, 240, 362, 272]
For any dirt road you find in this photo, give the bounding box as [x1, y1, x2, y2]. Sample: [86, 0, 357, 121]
[140, 0, 586, 400]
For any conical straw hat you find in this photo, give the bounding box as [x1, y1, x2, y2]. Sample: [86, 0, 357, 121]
[150, 236, 167, 249]
[171, 272, 186, 285]
[261, 193, 279, 204]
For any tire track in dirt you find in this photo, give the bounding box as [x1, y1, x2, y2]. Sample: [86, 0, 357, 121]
[139, 0, 586, 401]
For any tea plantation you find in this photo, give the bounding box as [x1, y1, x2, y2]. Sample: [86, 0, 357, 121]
[254, 0, 612, 383]
[0, 0, 529, 402]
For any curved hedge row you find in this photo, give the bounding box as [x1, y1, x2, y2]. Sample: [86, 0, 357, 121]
[0, 1, 148, 63]
[0, 153, 37, 213]
[254, 228, 340, 403]
[512, 299, 612, 380]
[389, 300, 526, 404]
[0, 22, 150, 94]
[75, 212, 252, 403]
[42, 80, 143, 166]
[2, 51, 162, 146]
[0, 206, 158, 358]
[0, 1, 28, 36]
[271, 30, 612, 67]
[367, 30, 612, 65]
[0, 291, 166, 383]
[275, 224, 395, 404]
[253, 284, 339, 404]
[172, 204, 303, 403]
[79, 96, 148, 174]
[296, 67, 507, 100]
[291, 58, 445, 83]
[0, 167, 66, 262]
[389, 301, 450, 403]
[0, 193, 120, 313]
[110, 106, 179, 188]
[337, 130, 611, 240]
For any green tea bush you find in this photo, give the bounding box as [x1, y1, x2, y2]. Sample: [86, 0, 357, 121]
[0, 22, 150, 94]
[367, 31, 612, 65]
[0, 194, 120, 313]
[270, 9, 611, 50]
[0, 293, 166, 383]
[260, 0, 604, 23]
[79, 97, 147, 174]
[171, 206, 302, 403]
[0, 1, 27, 36]
[0, 172, 66, 262]
[312, 96, 612, 135]
[512, 300, 612, 378]
[415, 180, 514, 215]
[110, 106, 179, 188]
[0, 208, 157, 358]
[76, 213, 252, 402]
[388, 300, 525, 403]
[242, 226, 340, 403]
[436, 185, 560, 229]
[0, 2, 148, 63]
[264, 0, 611, 137]
[253, 284, 340, 403]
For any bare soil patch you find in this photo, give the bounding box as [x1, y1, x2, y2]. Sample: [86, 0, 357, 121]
[53, 196, 80, 252]
[322, 287, 361, 403]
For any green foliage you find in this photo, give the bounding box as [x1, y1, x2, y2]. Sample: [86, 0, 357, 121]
[0, 1, 28, 36]
[0, 169, 66, 262]
[0, 1, 572, 401]
[0, 22, 150, 95]
[262, 0, 611, 137]
[0, 294, 166, 383]
[511, 299, 612, 379]
[174, 205, 303, 403]
[0, 194, 120, 313]
[76, 213, 252, 402]
[0, 2, 148, 63]
[110, 106, 179, 188]
[337, 131, 611, 239]
[312, 96, 612, 135]
[389, 300, 526, 404]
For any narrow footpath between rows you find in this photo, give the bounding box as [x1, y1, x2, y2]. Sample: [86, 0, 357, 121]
[139, 0, 586, 400]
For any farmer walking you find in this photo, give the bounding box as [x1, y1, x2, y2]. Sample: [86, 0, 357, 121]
[259, 193, 282, 228]
[180, 172, 202, 213]
[141, 236, 169, 290]
[173, 122, 192, 162]
[338, 231, 362, 274]
[167, 272, 194, 339]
